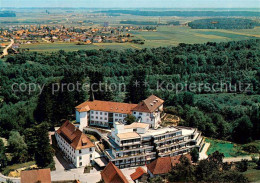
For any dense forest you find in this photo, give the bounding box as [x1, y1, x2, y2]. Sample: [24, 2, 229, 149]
[97, 10, 260, 17]
[0, 11, 16, 17]
[188, 18, 258, 29]
[0, 39, 260, 146]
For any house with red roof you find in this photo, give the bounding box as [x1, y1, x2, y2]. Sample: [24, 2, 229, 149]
[130, 167, 147, 183]
[101, 162, 129, 183]
[146, 154, 192, 177]
[55, 121, 95, 168]
[20, 168, 51, 183]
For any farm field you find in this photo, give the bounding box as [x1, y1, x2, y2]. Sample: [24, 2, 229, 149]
[19, 26, 260, 52]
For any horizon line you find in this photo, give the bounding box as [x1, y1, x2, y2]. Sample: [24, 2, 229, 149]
[1, 7, 260, 9]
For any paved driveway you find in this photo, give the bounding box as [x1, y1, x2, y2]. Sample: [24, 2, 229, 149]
[52, 152, 101, 183]
[0, 173, 20, 183]
[54, 151, 75, 171]
[199, 142, 210, 160]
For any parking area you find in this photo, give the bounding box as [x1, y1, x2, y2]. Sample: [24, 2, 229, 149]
[51, 151, 101, 183]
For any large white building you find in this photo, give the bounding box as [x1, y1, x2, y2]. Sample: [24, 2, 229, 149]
[75, 95, 164, 130]
[55, 121, 96, 168]
[105, 122, 204, 169]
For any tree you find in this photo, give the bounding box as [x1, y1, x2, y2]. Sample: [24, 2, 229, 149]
[89, 71, 113, 101]
[8, 131, 28, 163]
[208, 151, 224, 165]
[24, 128, 38, 158]
[168, 156, 196, 182]
[125, 68, 148, 103]
[0, 139, 8, 169]
[233, 115, 253, 143]
[257, 157, 260, 170]
[190, 148, 199, 163]
[236, 159, 248, 172]
[34, 83, 54, 123]
[148, 176, 164, 183]
[124, 114, 136, 125]
[34, 123, 54, 168]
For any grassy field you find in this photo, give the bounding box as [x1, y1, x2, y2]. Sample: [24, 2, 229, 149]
[243, 162, 260, 182]
[205, 138, 252, 158]
[19, 26, 260, 52]
[1, 161, 36, 176]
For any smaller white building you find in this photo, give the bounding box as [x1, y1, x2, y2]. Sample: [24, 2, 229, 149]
[132, 95, 164, 129]
[55, 121, 95, 168]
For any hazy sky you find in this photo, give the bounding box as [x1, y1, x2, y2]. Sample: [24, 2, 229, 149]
[0, 0, 259, 8]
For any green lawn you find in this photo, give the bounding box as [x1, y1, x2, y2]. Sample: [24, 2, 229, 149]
[205, 138, 250, 158]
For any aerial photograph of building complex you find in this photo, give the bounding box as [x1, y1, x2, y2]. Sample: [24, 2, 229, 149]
[0, 0, 260, 182]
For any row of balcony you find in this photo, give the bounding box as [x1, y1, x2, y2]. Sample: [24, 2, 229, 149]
[154, 133, 184, 143]
[156, 140, 189, 151]
[115, 145, 154, 153]
[120, 140, 141, 146]
[114, 151, 156, 160]
[153, 129, 182, 140]
[158, 145, 196, 156]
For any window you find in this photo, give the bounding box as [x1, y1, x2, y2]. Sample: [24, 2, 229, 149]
[105, 113, 107, 115]
[90, 154, 92, 158]
[105, 117, 107, 120]
[100, 112, 102, 115]
[133, 112, 136, 114]
[79, 150, 82, 154]
[80, 162, 82, 166]
[91, 116, 94, 119]
[100, 117, 103, 120]
[90, 148, 92, 152]
[147, 113, 149, 116]
[115, 119, 118, 121]
[96, 111, 98, 114]
[139, 113, 142, 115]
[115, 114, 118, 116]
[119, 114, 122, 117]
[123, 114, 127, 117]
[79, 156, 82, 160]
[91, 111, 93, 114]
[96, 116, 98, 119]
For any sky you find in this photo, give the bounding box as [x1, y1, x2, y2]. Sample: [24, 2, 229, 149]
[0, 0, 259, 8]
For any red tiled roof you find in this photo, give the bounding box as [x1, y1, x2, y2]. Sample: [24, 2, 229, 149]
[132, 95, 164, 113]
[146, 157, 172, 175]
[20, 168, 51, 183]
[56, 121, 95, 150]
[130, 167, 146, 181]
[75, 100, 138, 114]
[101, 162, 129, 183]
[147, 154, 191, 175]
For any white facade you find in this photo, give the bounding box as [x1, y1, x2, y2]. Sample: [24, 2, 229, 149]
[76, 111, 88, 131]
[89, 110, 109, 127]
[132, 104, 163, 129]
[55, 131, 95, 168]
[76, 110, 129, 129]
